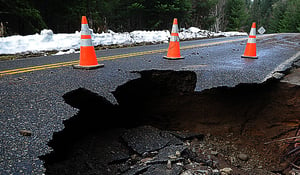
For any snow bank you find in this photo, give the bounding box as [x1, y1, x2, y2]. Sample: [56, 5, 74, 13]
[129, 30, 170, 44]
[0, 29, 81, 55]
[0, 27, 247, 55]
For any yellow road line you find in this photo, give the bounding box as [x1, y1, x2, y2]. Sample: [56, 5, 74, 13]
[0, 37, 247, 76]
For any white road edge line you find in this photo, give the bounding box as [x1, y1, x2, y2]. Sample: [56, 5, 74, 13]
[263, 50, 300, 82]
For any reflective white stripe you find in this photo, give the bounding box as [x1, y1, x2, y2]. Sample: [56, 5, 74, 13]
[247, 37, 256, 43]
[81, 24, 90, 35]
[171, 24, 178, 33]
[170, 35, 180, 42]
[81, 39, 93, 46]
[249, 28, 256, 36]
[81, 30, 90, 35]
[81, 24, 89, 29]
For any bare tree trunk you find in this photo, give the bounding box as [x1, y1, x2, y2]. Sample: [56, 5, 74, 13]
[213, 0, 226, 32]
[0, 22, 3, 37]
[214, 5, 220, 32]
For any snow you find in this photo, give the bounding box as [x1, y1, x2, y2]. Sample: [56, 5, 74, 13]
[0, 27, 247, 55]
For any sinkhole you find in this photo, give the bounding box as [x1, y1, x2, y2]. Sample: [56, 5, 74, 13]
[40, 70, 300, 175]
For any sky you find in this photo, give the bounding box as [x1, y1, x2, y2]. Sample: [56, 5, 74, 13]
[0, 27, 247, 56]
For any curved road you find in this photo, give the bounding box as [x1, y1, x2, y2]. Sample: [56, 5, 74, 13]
[0, 33, 300, 174]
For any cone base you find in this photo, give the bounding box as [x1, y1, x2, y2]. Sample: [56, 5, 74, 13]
[73, 64, 104, 70]
[241, 55, 258, 59]
[163, 56, 184, 60]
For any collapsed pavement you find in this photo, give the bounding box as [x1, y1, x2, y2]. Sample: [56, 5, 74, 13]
[1, 34, 300, 175]
[41, 68, 300, 175]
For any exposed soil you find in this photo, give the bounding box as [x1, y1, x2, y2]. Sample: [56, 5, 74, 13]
[41, 70, 300, 175]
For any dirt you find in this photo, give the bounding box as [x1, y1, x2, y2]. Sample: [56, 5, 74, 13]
[41, 69, 300, 175]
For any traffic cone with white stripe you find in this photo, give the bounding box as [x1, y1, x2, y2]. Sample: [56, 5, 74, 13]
[163, 18, 184, 60]
[242, 22, 258, 59]
[73, 16, 104, 69]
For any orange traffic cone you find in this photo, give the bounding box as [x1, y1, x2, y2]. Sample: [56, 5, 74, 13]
[242, 22, 258, 59]
[73, 16, 104, 69]
[163, 18, 184, 60]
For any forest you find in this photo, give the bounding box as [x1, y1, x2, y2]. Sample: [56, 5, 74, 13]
[0, 0, 299, 36]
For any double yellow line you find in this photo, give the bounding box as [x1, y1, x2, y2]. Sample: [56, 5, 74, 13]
[0, 49, 166, 76]
[0, 37, 246, 77]
[0, 60, 79, 76]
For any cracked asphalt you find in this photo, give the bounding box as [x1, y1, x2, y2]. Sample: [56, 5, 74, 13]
[0, 33, 299, 174]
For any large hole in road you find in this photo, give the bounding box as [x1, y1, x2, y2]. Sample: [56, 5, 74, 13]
[41, 70, 300, 175]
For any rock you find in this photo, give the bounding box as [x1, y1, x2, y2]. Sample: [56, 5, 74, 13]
[131, 154, 138, 160]
[142, 164, 182, 175]
[220, 167, 233, 175]
[272, 72, 285, 79]
[181, 170, 193, 175]
[19, 130, 32, 136]
[122, 165, 150, 175]
[211, 150, 218, 155]
[148, 145, 186, 164]
[230, 156, 237, 165]
[181, 148, 198, 161]
[184, 163, 193, 170]
[231, 145, 238, 151]
[181, 148, 206, 164]
[168, 155, 177, 159]
[212, 169, 220, 175]
[140, 157, 154, 163]
[160, 131, 183, 145]
[176, 162, 183, 166]
[237, 153, 249, 161]
[167, 160, 172, 169]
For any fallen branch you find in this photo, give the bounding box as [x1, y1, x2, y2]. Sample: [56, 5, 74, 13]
[290, 162, 300, 170]
[264, 136, 300, 145]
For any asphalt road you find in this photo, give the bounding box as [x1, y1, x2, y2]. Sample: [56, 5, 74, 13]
[0, 33, 300, 174]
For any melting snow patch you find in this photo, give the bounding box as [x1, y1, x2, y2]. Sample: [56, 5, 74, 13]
[0, 27, 247, 55]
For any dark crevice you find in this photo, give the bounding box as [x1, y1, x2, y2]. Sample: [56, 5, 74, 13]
[112, 70, 197, 127]
[40, 69, 300, 175]
[40, 70, 197, 170]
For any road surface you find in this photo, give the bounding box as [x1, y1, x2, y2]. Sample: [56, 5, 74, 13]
[0, 33, 299, 174]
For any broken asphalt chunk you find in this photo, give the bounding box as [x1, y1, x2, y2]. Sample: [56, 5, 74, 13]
[142, 164, 183, 175]
[148, 145, 186, 164]
[121, 125, 182, 155]
[19, 130, 32, 136]
[121, 164, 150, 175]
[160, 131, 184, 145]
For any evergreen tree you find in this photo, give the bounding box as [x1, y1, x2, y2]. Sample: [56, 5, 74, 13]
[280, 0, 300, 32]
[225, 0, 248, 31]
[191, 0, 217, 30]
[269, 0, 287, 33]
[148, 0, 192, 30]
[0, 0, 46, 35]
[248, 0, 280, 33]
[1, 0, 299, 35]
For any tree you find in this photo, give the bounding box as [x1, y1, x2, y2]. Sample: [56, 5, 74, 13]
[225, 0, 248, 31]
[279, 0, 300, 32]
[248, 0, 280, 33]
[147, 0, 192, 30]
[268, 0, 286, 33]
[213, 0, 226, 32]
[191, 0, 217, 30]
[1, 0, 299, 35]
[0, 0, 46, 35]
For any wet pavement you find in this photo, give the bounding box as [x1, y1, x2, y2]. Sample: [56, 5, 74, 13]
[0, 34, 300, 174]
